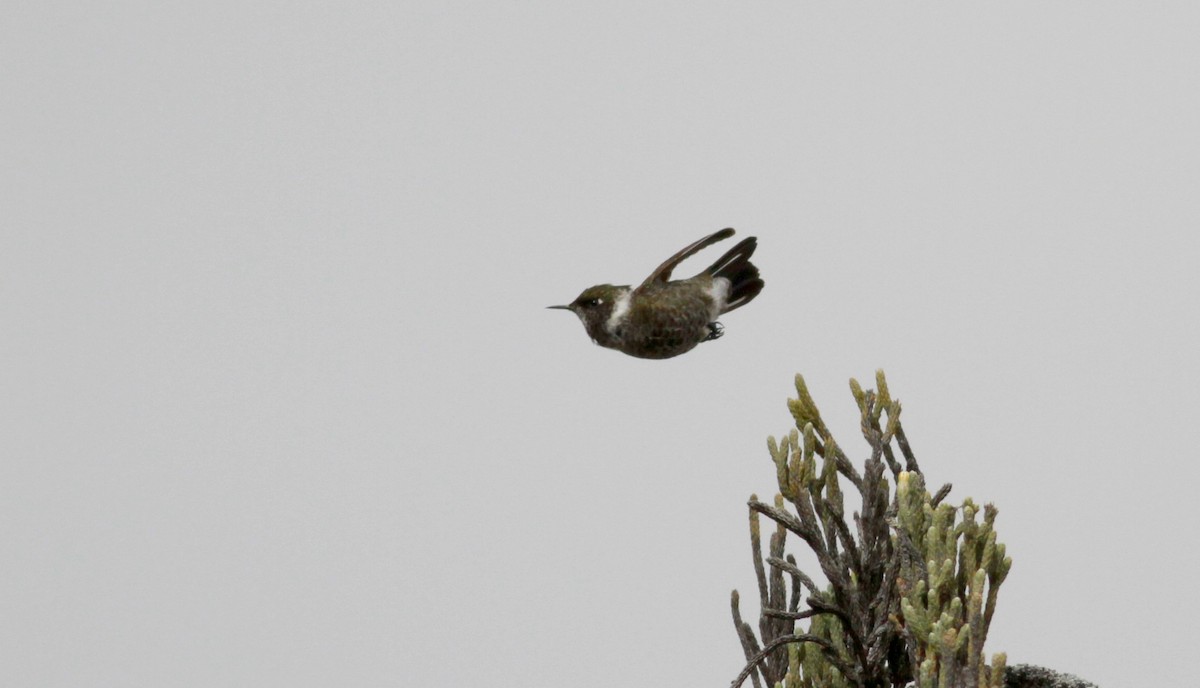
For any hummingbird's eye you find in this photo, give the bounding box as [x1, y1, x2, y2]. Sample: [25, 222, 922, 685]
[584, 297, 602, 307]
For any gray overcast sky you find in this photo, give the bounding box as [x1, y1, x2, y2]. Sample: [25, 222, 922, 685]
[3, 3, 1198, 687]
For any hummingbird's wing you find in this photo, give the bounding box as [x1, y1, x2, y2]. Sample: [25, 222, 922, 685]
[634, 228, 735, 293]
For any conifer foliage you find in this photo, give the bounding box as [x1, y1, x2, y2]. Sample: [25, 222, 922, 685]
[730, 372, 1011, 688]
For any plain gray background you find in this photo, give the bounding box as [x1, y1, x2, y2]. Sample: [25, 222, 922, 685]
[3, 3, 1197, 687]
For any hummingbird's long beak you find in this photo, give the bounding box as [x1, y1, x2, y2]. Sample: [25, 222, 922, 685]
[546, 304, 572, 310]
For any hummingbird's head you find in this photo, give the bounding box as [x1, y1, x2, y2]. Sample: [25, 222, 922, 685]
[548, 284, 627, 343]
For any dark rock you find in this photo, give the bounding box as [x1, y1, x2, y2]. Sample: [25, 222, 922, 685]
[1004, 664, 1098, 688]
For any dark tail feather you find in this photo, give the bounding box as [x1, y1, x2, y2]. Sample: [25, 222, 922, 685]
[705, 237, 764, 313]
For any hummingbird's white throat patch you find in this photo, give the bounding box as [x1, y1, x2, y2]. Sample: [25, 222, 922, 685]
[605, 289, 633, 334]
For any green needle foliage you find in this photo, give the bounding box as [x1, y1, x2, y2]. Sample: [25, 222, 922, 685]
[730, 371, 1012, 688]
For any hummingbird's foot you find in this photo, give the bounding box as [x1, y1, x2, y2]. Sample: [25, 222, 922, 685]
[704, 321, 724, 342]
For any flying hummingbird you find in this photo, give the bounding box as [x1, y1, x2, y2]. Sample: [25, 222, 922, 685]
[548, 228, 764, 359]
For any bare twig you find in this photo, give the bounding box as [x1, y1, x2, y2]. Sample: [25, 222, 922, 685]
[730, 591, 765, 688]
[931, 482, 952, 507]
[729, 633, 854, 688]
[766, 556, 820, 598]
[893, 425, 919, 473]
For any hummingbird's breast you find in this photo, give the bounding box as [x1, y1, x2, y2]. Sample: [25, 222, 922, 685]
[614, 278, 717, 359]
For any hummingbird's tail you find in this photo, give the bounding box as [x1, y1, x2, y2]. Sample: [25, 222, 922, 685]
[705, 236, 764, 313]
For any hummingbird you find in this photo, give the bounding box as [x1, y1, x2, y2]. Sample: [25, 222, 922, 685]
[548, 228, 764, 359]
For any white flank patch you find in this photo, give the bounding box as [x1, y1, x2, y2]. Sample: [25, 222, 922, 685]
[605, 289, 633, 334]
[707, 277, 731, 318]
